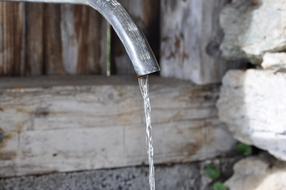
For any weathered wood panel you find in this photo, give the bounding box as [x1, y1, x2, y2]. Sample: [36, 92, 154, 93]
[0, 3, 107, 76]
[49, 5, 107, 75]
[44, 5, 65, 75]
[111, 0, 160, 75]
[161, 0, 230, 84]
[26, 4, 44, 75]
[0, 76, 235, 177]
[0, 3, 26, 76]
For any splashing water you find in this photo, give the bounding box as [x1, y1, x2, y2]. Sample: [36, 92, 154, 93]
[138, 75, 156, 190]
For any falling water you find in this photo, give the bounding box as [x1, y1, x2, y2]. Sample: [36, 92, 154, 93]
[138, 75, 156, 190]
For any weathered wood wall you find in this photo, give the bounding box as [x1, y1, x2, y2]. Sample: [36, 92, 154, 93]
[0, 0, 234, 84]
[0, 76, 235, 177]
[0, 1, 238, 177]
[160, 0, 231, 84]
[0, 3, 26, 76]
[0, 3, 108, 76]
[0, 1, 160, 76]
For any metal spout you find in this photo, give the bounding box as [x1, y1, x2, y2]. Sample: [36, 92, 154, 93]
[0, 0, 160, 76]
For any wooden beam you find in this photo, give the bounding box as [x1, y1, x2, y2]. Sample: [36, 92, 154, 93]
[0, 2, 26, 76]
[43, 4, 65, 75]
[0, 3, 107, 76]
[26, 3, 44, 75]
[60, 5, 107, 75]
[160, 0, 230, 84]
[0, 76, 235, 177]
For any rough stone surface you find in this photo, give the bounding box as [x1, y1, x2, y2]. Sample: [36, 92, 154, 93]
[226, 155, 286, 190]
[262, 53, 286, 69]
[0, 158, 238, 190]
[217, 69, 286, 160]
[220, 0, 286, 63]
[1, 164, 199, 190]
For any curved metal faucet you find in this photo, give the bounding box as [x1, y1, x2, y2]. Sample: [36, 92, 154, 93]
[1, 0, 160, 76]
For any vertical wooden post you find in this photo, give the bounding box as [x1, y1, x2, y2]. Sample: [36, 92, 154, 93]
[60, 5, 107, 75]
[0, 3, 26, 76]
[161, 0, 229, 84]
[43, 4, 64, 75]
[26, 4, 44, 75]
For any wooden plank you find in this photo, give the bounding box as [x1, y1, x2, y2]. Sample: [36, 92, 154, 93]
[0, 4, 107, 76]
[0, 2, 26, 76]
[26, 3, 44, 75]
[111, 0, 160, 75]
[161, 0, 230, 85]
[44, 4, 108, 75]
[60, 5, 107, 75]
[43, 4, 65, 75]
[0, 76, 235, 177]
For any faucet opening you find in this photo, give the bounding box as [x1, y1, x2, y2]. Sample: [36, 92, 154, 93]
[0, 0, 161, 76]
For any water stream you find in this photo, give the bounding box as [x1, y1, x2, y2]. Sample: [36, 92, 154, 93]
[138, 75, 156, 190]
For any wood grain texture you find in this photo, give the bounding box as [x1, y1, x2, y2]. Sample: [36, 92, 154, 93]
[26, 3, 44, 75]
[0, 3, 26, 76]
[111, 0, 160, 75]
[161, 0, 230, 85]
[0, 76, 235, 177]
[60, 5, 107, 75]
[0, 3, 107, 76]
[44, 4, 65, 75]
